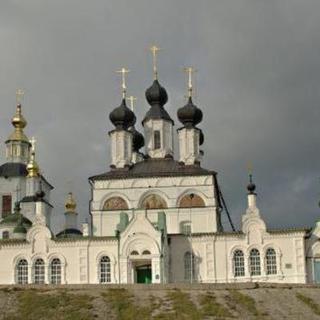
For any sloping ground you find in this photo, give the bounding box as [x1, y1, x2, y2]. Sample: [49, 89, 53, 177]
[0, 283, 320, 319]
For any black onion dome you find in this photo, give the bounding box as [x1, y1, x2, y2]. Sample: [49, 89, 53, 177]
[199, 129, 204, 146]
[109, 99, 136, 130]
[247, 181, 256, 194]
[143, 80, 173, 124]
[177, 97, 203, 128]
[146, 80, 168, 106]
[130, 127, 145, 151]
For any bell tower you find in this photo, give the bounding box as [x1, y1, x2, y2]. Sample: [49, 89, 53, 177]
[142, 46, 174, 159]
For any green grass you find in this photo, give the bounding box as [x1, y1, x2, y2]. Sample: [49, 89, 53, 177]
[199, 292, 233, 318]
[296, 292, 320, 316]
[4, 289, 94, 320]
[229, 290, 261, 317]
[102, 288, 153, 320]
[155, 289, 201, 320]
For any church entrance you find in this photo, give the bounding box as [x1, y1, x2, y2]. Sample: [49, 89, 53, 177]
[131, 260, 152, 284]
[314, 260, 320, 283]
[136, 265, 152, 284]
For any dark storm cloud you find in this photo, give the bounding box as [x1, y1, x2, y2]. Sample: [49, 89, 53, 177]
[0, 0, 319, 232]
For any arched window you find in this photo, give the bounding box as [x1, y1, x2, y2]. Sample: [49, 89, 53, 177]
[140, 194, 167, 209]
[179, 194, 205, 208]
[142, 250, 151, 255]
[180, 221, 192, 235]
[233, 250, 245, 277]
[130, 250, 139, 255]
[103, 197, 128, 211]
[249, 249, 261, 276]
[154, 130, 161, 149]
[266, 248, 277, 275]
[184, 251, 195, 281]
[2, 231, 9, 239]
[16, 259, 28, 284]
[50, 258, 61, 284]
[33, 258, 45, 284]
[99, 256, 111, 284]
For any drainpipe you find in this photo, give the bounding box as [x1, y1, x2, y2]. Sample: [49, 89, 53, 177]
[88, 178, 94, 236]
[116, 230, 121, 284]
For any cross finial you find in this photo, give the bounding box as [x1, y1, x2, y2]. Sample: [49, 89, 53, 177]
[116, 68, 130, 99]
[247, 162, 253, 182]
[30, 137, 37, 153]
[127, 96, 137, 112]
[150, 45, 161, 80]
[16, 89, 25, 105]
[183, 67, 197, 98]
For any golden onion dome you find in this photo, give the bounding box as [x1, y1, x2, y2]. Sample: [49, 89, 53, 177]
[12, 104, 27, 129]
[27, 151, 40, 178]
[7, 104, 29, 143]
[65, 192, 77, 213]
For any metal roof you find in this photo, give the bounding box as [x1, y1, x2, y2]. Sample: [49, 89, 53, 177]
[89, 158, 215, 181]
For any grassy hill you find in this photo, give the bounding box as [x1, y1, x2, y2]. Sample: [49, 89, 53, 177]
[1, 283, 320, 319]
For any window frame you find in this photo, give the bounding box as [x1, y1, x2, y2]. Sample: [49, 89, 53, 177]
[233, 250, 245, 277]
[2, 195, 12, 218]
[266, 248, 277, 275]
[249, 249, 261, 276]
[153, 130, 161, 150]
[184, 251, 195, 281]
[33, 258, 45, 284]
[2, 231, 9, 239]
[99, 256, 111, 284]
[50, 258, 62, 284]
[16, 259, 28, 285]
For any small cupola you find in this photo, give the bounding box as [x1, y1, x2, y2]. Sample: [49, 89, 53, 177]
[142, 46, 174, 159]
[26, 137, 40, 178]
[5, 90, 31, 164]
[177, 67, 204, 165]
[108, 68, 134, 168]
[65, 192, 77, 213]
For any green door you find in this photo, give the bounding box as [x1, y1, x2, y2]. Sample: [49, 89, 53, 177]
[314, 260, 320, 283]
[136, 266, 152, 284]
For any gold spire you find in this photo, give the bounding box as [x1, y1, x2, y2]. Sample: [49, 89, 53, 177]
[27, 137, 40, 177]
[183, 67, 197, 98]
[7, 89, 29, 143]
[127, 95, 137, 112]
[116, 67, 130, 99]
[16, 89, 25, 104]
[65, 192, 77, 213]
[150, 45, 161, 80]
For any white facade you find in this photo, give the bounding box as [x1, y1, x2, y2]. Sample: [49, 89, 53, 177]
[0, 77, 319, 286]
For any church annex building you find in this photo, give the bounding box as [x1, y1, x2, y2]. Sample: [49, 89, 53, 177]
[0, 54, 320, 285]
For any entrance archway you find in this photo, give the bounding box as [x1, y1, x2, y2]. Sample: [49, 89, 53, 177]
[136, 263, 152, 284]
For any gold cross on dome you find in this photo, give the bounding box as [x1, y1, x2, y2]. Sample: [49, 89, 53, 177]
[183, 67, 197, 98]
[16, 89, 25, 104]
[127, 95, 137, 112]
[116, 67, 130, 99]
[30, 136, 37, 153]
[247, 162, 253, 182]
[150, 45, 161, 80]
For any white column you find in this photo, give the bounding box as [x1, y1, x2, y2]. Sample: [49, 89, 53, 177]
[178, 127, 201, 165]
[152, 257, 161, 283]
[109, 130, 132, 168]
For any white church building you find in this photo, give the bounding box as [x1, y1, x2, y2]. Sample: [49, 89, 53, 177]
[0, 56, 320, 285]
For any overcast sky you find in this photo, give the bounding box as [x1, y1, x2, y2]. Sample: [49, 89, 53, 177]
[0, 0, 319, 232]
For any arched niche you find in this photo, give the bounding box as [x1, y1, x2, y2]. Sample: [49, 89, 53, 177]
[179, 194, 205, 208]
[140, 194, 167, 209]
[103, 197, 128, 211]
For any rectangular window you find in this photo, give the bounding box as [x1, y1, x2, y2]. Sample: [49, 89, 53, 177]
[154, 130, 161, 149]
[2, 195, 12, 218]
